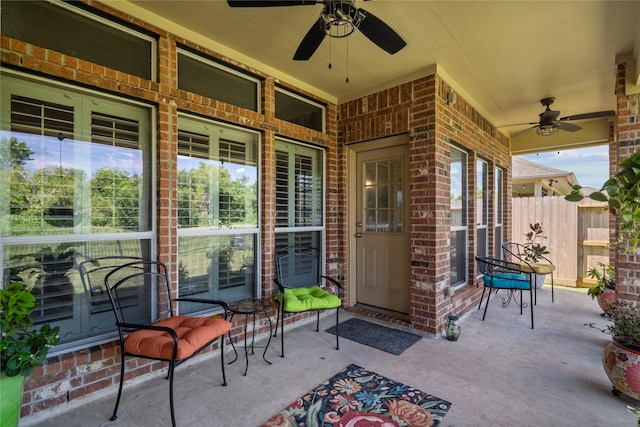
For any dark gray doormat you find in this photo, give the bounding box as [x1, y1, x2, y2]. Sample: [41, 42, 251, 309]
[325, 318, 421, 355]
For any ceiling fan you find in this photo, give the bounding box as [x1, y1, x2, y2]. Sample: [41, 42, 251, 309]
[505, 97, 615, 138]
[227, 0, 406, 60]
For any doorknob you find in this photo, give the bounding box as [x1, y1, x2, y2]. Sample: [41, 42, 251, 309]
[354, 232, 363, 238]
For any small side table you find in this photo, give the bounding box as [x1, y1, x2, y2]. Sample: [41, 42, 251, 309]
[228, 299, 273, 376]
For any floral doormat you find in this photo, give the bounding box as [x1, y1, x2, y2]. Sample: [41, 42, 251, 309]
[261, 364, 451, 427]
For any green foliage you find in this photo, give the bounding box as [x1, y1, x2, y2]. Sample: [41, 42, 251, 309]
[523, 222, 549, 263]
[0, 282, 60, 377]
[0, 137, 34, 169]
[586, 262, 615, 299]
[566, 150, 640, 252]
[607, 300, 640, 348]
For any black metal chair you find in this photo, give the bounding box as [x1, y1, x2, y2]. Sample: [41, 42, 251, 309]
[273, 246, 343, 357]
[475, 256, 534, 329]
[502, 242, 555, 303]
[104, 260, 232, 427]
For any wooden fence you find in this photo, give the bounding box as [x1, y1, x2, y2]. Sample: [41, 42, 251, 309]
[511, 196, 609, 287]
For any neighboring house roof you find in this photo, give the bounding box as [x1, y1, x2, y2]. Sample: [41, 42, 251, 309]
[512, 157, 579, 196]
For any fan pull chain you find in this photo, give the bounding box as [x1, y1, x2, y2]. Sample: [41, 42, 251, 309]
[345, 37, 349, 83]
[328, 37, 332, 70]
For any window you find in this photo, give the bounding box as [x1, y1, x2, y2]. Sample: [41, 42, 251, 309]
[178, 49, 260, 112]
[450, 145, 468, 287]
[476, 159, 488, 259]
[176, 116, 259, 313]
[274, 139, 324, 251]
[1, 1, 155, 80]
[494, 167, 504, 258]
[0, 74, 152, 351]
[275, 87, 325, 132]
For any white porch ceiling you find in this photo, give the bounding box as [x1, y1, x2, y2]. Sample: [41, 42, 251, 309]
[113, 0, 640, 153]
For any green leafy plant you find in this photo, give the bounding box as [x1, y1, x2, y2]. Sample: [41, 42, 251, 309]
[607, 299, 640, 349]
[523, 222, 549, 263]
[0, 282, 60, 377]
[586, 262, 615, 299]
[566, 149, 640, 253]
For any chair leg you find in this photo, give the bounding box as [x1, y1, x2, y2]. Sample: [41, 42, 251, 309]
[279, 302, 285, 358]
[530, 288, 534, 329]
[274, 301, 280, 338]
[168, 362, 176, 427]
[315, 310, 320, 332]
[551, 272, 555, 303]
[335, 307, 340, 350]
[519, 290, 523, 315]
[482, 287, 492, 321]
[478, 287, 487, 311]
[110, 351, 126, 422]
[220, 337, 227, 386]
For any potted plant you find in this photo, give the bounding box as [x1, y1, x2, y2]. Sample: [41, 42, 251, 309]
[523, 222, 550, 263]
[586, 262, 616, 314]
[0, 281, 60, 426]
[602, 299, 640, 399]
[523, 222, 551, 288]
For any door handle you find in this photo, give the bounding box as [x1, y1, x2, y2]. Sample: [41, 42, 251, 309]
[354, 232, 363, 238]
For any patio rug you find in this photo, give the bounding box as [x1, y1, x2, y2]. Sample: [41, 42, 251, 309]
[325, 318, 422, 355]
[261, 364, 451, 427]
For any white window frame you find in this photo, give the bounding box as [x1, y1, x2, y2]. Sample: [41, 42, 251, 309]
[0, 70, 155, 356]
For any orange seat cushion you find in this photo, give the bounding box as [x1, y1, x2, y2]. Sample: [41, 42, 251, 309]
[124, 315, 232, 361]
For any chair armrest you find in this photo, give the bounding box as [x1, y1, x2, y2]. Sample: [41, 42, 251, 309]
[174, 297, 230, 318]
[272, 278, 285, 294]
[321, 275, 344, 294]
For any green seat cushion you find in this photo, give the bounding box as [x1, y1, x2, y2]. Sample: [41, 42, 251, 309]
[278, 286, 341, 312]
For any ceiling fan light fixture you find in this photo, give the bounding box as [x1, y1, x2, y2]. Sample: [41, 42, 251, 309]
[536, 124, 559, 136]
[321, 1, 360, 38]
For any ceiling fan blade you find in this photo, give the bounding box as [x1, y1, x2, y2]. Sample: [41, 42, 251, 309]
[293, 18, 326, 60]
[497, 122, 538, 128]
[357, 9, 406, 55]
[559, 110, 616, 121]
[511, 126, 537, 138]
[557, 122, 582, 132]
[227, 0, 316, 7]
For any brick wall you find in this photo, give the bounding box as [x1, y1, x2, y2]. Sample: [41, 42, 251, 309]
[614, 62, 640, 300]
[338, 75, 511, 334]
[1, 0, 339, 417]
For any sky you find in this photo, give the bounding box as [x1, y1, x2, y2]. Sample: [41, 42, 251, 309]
[518, 145, 609, 190]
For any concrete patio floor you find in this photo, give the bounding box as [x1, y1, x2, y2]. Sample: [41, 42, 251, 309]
[22, 286, 639, 426]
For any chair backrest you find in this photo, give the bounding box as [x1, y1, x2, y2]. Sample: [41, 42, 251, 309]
[104, 260, 172, 331]
[502, 242, 552, 265]
[476, 256, 531, 281]
[78, 256, 144, 314]
[275, 246, 320, 289]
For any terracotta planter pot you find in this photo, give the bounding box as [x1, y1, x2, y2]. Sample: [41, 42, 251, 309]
[602, 341, 640, 399]
[597, 289, 616, 314]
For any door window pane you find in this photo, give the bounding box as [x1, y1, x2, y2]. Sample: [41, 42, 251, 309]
[363, 158, 403, 233]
